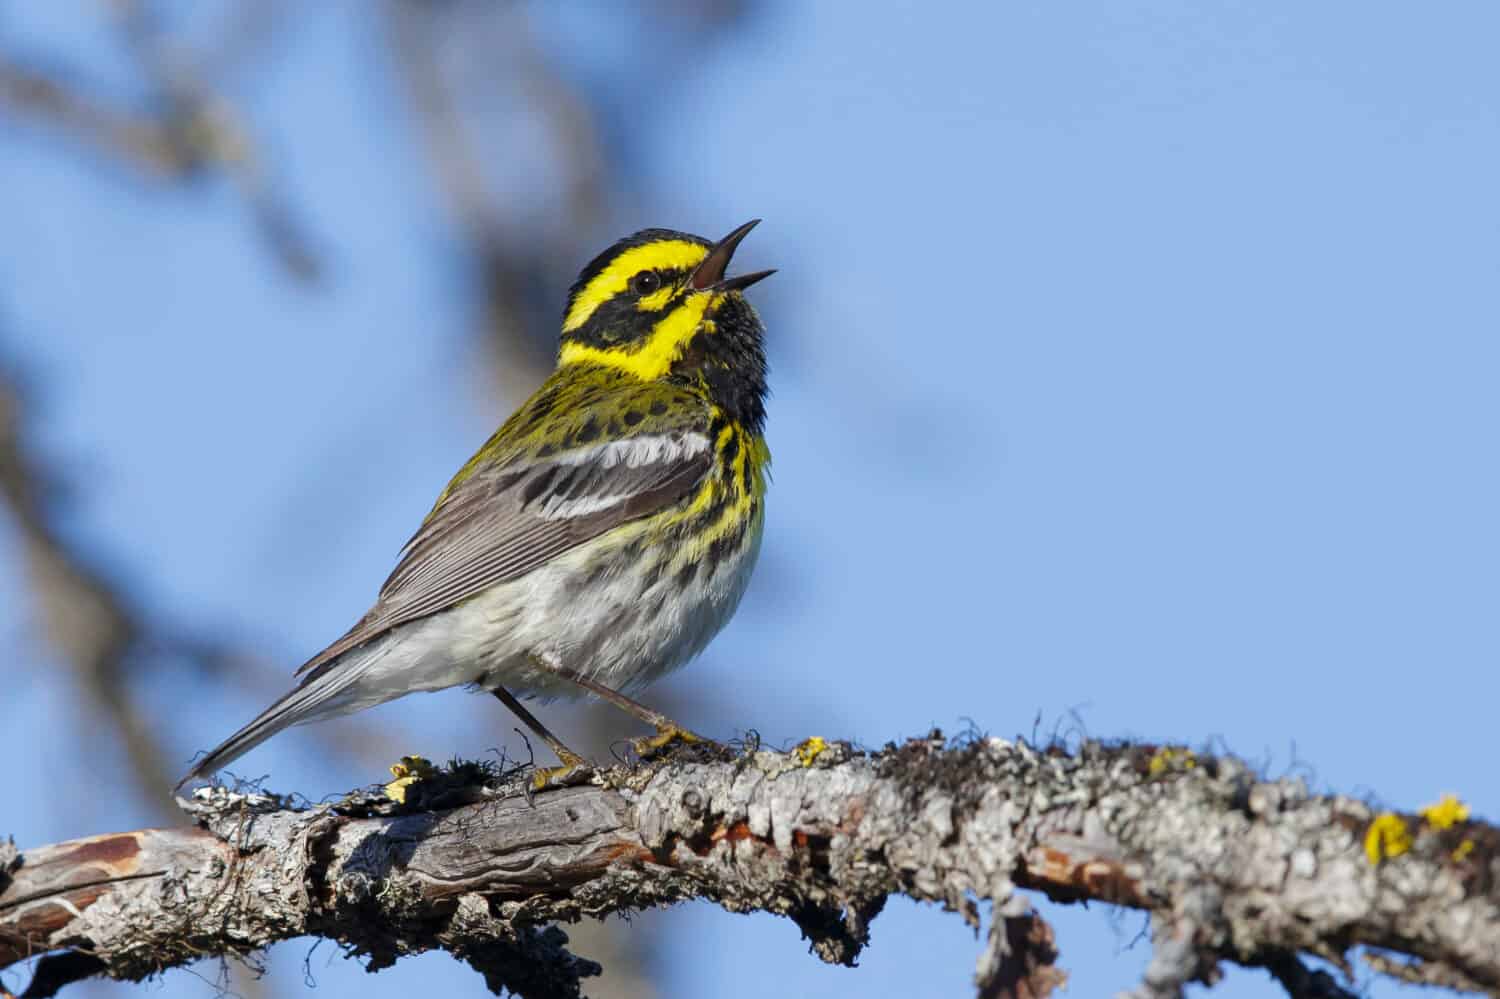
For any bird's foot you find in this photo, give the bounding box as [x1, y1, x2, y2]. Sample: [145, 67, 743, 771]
[529, 749, 595, 791]
[631, 722, 715, 760]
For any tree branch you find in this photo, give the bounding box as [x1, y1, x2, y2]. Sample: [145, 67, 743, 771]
[2, 735, 1496, 998]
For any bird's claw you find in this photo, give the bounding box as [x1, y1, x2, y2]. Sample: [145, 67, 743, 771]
[631, 723, 713, 759]
[529, 754, 595, 791]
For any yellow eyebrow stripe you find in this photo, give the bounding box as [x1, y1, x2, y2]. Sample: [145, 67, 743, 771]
[563, 240, 708, 332]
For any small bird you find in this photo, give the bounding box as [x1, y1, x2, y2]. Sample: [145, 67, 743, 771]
[180, 221, 774, 789]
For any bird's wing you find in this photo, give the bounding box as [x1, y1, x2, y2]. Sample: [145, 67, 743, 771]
[295, 381, 714, 679]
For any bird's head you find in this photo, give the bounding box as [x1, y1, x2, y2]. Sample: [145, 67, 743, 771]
[557, 220, 773, 383]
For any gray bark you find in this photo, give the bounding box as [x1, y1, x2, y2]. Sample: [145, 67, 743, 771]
[2, 734, 1496, 999]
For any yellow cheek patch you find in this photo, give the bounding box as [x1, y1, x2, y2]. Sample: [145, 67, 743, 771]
[564, 240, 708, 332]
[635, 286, 676, 312]
[560, 293, 716, 380]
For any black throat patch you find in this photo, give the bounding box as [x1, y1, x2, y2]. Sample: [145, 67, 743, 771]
[670, 293, 768, 434]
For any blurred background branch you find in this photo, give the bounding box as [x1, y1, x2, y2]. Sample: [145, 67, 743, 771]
[0, 2, 763, 996]
[0, 1, 319, 280]
[0, 363, 162, 804]
[385, 0, 598, 394]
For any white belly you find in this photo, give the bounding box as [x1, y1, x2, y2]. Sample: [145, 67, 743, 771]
[313, 511, 764, 716]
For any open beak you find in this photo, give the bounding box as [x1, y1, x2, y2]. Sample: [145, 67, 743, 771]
[690, 219, 776, 292]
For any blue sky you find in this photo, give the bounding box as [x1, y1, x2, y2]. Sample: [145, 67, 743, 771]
[3, 2, 1498, 997]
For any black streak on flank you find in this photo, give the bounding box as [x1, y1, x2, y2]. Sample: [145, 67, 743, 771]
[707, 413, 728, 443]
[706, 516, 750, 574]
[639, 557, 667, 592]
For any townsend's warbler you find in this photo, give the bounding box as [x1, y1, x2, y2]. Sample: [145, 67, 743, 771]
[180, 221, 774, 789]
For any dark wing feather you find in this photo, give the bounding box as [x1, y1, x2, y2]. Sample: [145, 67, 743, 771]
[295, 422, 712, 678]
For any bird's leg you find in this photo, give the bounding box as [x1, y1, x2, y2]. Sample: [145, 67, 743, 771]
[525, 654, 713, 759]
[490, 687, 592, 789]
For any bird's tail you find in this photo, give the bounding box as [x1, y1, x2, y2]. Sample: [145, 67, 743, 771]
[175, 654, 374, 790]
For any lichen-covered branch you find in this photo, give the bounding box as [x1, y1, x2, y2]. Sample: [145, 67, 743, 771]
[2, 736, 1496, 999]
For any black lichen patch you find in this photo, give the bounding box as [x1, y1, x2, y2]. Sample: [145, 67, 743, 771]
[789, 893, 888, 967]
[875, 729, 1004, 813]
[0, 837, 20, 896]
[452, 925, 601, 999]
[333, 756, 528, 818]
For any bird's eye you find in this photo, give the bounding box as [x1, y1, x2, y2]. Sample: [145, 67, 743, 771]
[631, 271, 661, 296]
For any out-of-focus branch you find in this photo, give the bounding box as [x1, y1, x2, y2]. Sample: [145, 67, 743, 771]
[0, 59, 190, 176]
[0, 368, 173, 814]
[0, 2, 318, 280]
[195, 0, 297, 86]
[0, 363, 414, 818]
[385, 0, 607, 397]
[4, 736, 1497, 999]
[108, 0, 320, 281]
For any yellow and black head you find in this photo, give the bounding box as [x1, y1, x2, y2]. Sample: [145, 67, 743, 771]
[558, 221, 773, 430]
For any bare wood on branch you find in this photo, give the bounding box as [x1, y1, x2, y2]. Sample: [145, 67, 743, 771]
[3, 735, 1496, 999]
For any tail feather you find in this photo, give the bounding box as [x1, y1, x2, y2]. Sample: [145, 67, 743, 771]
[176, 655, 373, 789]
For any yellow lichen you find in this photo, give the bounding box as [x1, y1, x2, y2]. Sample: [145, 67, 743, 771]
[1148, 747, 1196, 777]
[1365, 813, 1412, 865]
[795, 736, 829, 767]
[1452, 838, 1476, 862]
[1420, 793, 1470, 830]
[384, 755, 437, 803]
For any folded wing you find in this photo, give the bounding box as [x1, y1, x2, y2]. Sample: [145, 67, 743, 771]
[295, 410, 713, 680]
